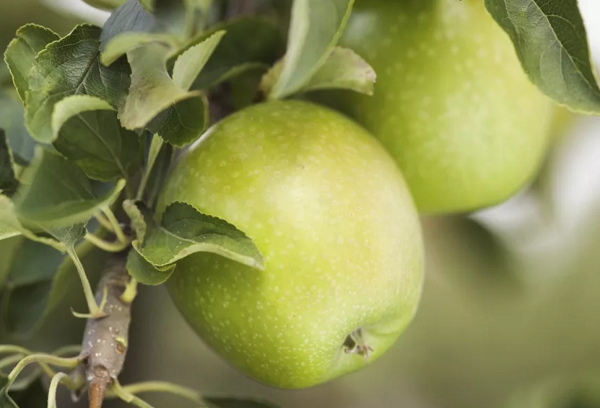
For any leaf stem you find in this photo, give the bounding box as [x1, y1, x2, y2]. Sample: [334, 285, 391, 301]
[6, 354, 81, 392]
[66, 247, 105, 318]
[84, 233, 131, 252]
[47, 372, 69, 408]
[95, 212, 115, 232]
[106, 381, 203, 404]
[102, 206, 128, 244]
[111, 380, 156, 408]
[136, 136, 164, 201]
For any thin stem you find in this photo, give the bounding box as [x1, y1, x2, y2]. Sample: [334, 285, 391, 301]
[0, 354, 25, 372]
[0, 345, 30, 356]
[84, 233, 131, 252]
[102, 207, 128, 244]
[95, 212, 115, 232]
[47, 372, 69, 408]
[7, 354, 81, 391]
[111, 380, 156, 408]
[136, 136, 164, 201]
[66, 247, 104, 318]
[106, 381, 203, 404]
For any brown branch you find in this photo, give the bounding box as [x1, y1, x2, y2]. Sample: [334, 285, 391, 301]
[81, 255, 132, 408]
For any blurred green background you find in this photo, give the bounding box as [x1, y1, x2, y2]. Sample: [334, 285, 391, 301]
[2, 1, 600, 408]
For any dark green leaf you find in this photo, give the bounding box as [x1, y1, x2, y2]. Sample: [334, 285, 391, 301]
[52, 95, 142, 182]
[0, 131, 18, 196]
[100, 0, 188, 49]
[3, 237, 100, 335]
[12, 147, 125, 228]
[182, 17, 283, 90]
[26, 25, 131, 143]
[485, 0, 600, 114]
[0, 384, 18, 408]
[204, 397, 282, 408]
[0, 91, 35, 168]
[144, 140, 173, 208]
[3, 240, 64, 334]
[126, 247, 175, 285]
[119, 43, 208, 147]
[135, 201, 264, 269]
[3, 24, 60, 103]
[9, 380, 47, 408]
[268, 0, 354, 99]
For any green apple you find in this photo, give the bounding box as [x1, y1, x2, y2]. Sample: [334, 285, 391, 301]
[326, 0, 554, 214]
[158, 100, 423, 389]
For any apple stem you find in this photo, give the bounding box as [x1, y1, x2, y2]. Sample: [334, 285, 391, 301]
[82, 255, 133, 408]
[343, 328, 374, 361]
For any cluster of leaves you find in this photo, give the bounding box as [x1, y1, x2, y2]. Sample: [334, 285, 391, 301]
[0, 0, 598, 406]
[0, 0, 380, 406]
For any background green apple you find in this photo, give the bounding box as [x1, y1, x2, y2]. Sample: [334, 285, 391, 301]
[158, 100, 424, 389]
[323, 0, 555, 214]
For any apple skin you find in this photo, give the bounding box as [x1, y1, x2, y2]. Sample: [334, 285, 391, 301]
[325, 0, 554, 214]
[158, 100, 424, 389]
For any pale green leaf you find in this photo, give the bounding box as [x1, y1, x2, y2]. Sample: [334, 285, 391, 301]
[119, 43, 207, 147]
[172, 30, 225, 90]
[269, 0, 354, 99]
[485, 0, 600, 114]
[3, 24, 59, 102]
[298, 47, 375, 94]
[101, 33, 180, 66]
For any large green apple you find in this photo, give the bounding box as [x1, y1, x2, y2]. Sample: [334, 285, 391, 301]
[158, 100, 423, 389]
[326, 0, 554, 214]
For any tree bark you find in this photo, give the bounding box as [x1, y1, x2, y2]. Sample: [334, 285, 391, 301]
[81, 256, 132, 408]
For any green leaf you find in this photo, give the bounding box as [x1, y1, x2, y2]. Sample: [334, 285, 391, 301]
[0, 91, 35, 167]
[83, 0, 128, 10]
[485, 0, 600, 114]
[119, 43, 208, 147]
[12, 147, 125, 229]
[204, 398, 282, 408]
[134, 201, 265, 269]
[123, 199, 152, 242]
[101, 33, 180, 66]
[3, 240, 65, 334]
[3, 236, 100, 335]
[268, 0, 354, 100]
[180, 17, 284, 90]
[296, 46, 375, 94]
[0, 236, 23, 288]
[172, 30, 225, 90]
[26, 25, 131, 143]
[51, 95, 142, 182]
[0, 130, 18, 196]
[3, 24, 60, 103]
[100, 0, 188, 47]
[0, 195, 65, 251]
[126, 247, 175, 285]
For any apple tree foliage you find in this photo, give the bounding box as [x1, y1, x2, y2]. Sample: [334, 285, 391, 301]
[0, 0, 598, 407]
